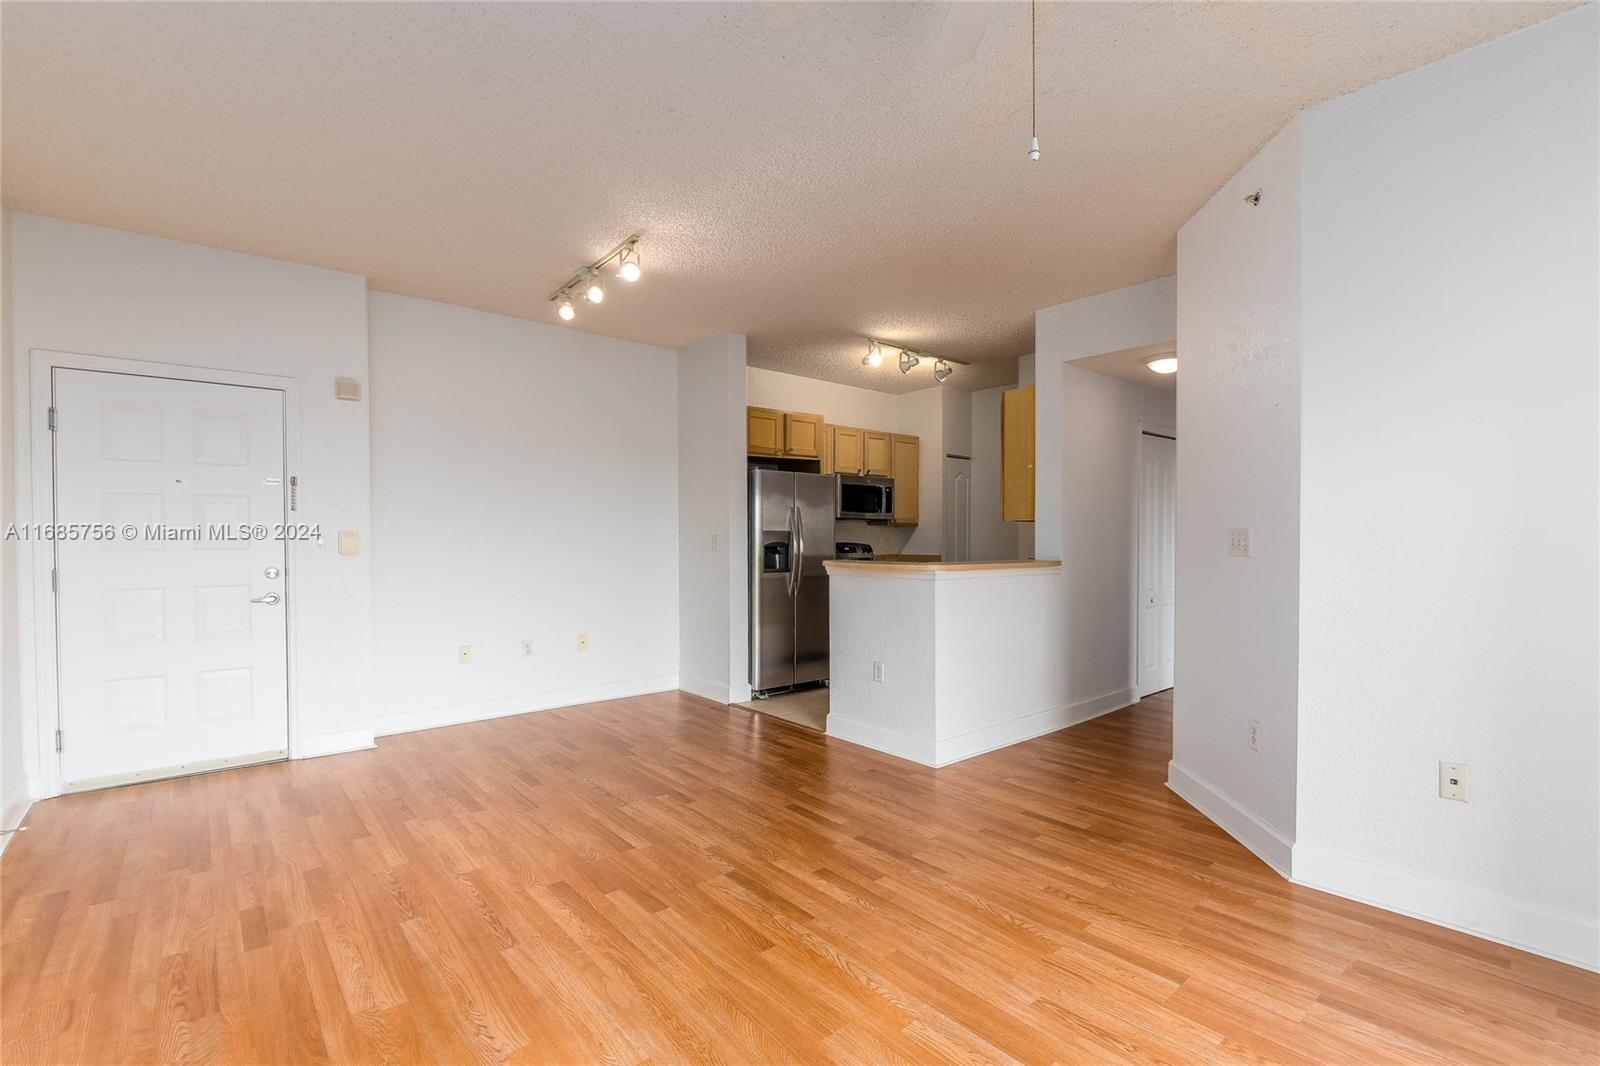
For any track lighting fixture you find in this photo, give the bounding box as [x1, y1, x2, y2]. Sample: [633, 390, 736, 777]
[858, 337, 967, 380]
[618, 244, 642, 282]
[547, 234, 643, 323]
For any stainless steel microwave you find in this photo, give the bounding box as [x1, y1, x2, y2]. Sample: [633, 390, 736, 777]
[836, 474, 895, 521]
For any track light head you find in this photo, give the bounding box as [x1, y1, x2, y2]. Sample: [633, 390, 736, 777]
[934, 359, 953, 383]
[618, 244, 642, 282]
[557, 295, 576, 321]
[899, 350, 920, 375]
[584, 271, 604, 304]
[863, 341, 884, 368]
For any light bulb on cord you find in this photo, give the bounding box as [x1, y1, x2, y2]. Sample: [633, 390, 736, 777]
[618, 246, 642, 282]
[557, 295, 576, 321]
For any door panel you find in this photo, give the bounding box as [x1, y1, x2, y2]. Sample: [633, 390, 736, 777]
[1136, 433, 1177, 696]
[747, 407, 784, 456]
[784, 413, 824, 459]
[890, 435, 920, 526]
[943, 457, 972, 562]
[53, 369, 289, 789]
[1002, 386, 1036, 522]
[749, 470, 796, 691]
[863, 432, 892, 477]
[792, 474, 834, 685]
[832, 427, 865, 476]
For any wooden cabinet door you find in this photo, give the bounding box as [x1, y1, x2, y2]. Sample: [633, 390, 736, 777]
[863, 431, 892, 477]
[1002, 386, 1036, 521]
[890, 434, 920, 526]
[747, 407, 785, 456]
[832, 426, 865, 475]
[784, 412, 825, 459]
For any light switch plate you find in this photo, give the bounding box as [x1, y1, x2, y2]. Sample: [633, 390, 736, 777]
[338, 530, 361, 556]
[1439, 761, 1470, 802]
[1228, 528, 1252, 558]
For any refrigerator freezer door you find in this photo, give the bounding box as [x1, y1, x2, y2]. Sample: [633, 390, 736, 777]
[750, 470, 797, 692]
[793, 473, 836, 685]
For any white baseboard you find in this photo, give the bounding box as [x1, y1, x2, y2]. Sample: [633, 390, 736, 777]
[0, 799, 35, 859]
[374, 674, 679, 738]
[1166, 760, 1294, 876]
[296, 728, 377, 760]
[1292, 843, 1599, 973]
[934, 687, 1135, 767]
[679, 673, 731, 705]
[829, 688, 1137, 769]
[825, 715, 937, 765]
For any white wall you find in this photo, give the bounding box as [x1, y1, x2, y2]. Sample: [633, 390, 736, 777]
[0, 208, 27, 846]
[368, 292, 679, 733]
[746, 366, 899, 430]
[1060, 365, 1176, 715]
[1171, 119, 1304, 874]
[1034, 280, 1176, 563]
[1294, 8, 1598, 964]
[896, 387, 945, 556]
[969, 386, 1021, 562]
[7, 215, 374, 778]
[680, 334, 750, 704]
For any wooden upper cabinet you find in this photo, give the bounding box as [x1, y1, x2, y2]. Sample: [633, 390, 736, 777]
[784, 412, 825, 459]
[1002, 386, 1036, 522]
[890, 434, 920, 526]
[831, 426, 865, 476]
[747, 407, 785, 457]
[863, 431, 892, 477]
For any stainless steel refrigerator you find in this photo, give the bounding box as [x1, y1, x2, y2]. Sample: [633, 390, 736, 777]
[749, 470, 835, 694]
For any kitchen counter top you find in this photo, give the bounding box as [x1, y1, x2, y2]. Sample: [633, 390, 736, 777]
[824, 559, 1059, 575]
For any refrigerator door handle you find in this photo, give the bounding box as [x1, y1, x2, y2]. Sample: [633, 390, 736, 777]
[787, 505, 799, 598]
[794, 504, 805, 592]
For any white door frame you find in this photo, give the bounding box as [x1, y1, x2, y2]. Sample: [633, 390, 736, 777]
[21, 348, 306, 799]
[1132, 420, 1177, 696]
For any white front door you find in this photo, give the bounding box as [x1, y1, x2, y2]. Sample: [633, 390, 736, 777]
[52, 368, 290, 790]
[1136, 432, 1176, 697]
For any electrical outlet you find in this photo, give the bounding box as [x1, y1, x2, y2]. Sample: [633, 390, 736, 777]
[577, 633, 589, 651]
[1248, 718, 1262, 752]
[1228, 528, 1252, 558]
[1439, 762, 1470, 802]
[872, 660, 885, 683]
[520, 640, 534, 657]
[457, 645, 472, 665]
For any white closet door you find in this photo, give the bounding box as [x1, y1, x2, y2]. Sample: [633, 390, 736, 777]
[1136, 433, 1176, 697]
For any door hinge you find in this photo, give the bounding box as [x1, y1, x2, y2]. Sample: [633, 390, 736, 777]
[54, 730, 63, 753]
[50, 568, 58, 593]
[47, 406, 58, 432]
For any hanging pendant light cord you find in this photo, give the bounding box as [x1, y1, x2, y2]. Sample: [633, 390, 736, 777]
[1031, 0, 1037, 143]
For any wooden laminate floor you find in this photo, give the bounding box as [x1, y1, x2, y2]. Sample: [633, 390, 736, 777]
[3, 690, 1596, 1064]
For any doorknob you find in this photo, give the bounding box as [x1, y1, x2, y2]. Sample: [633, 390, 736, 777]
[251, 592, 282, 606]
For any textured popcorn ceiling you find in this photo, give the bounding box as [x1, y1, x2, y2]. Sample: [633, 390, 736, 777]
[1, 2, 1571, 393]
